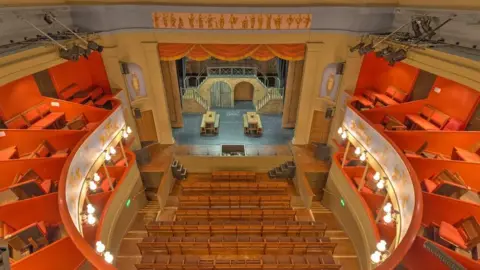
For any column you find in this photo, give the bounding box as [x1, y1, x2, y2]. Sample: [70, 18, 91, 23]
[282, 60, 304, 128]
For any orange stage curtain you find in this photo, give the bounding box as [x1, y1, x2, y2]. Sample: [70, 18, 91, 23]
[158, 43, 305, 61]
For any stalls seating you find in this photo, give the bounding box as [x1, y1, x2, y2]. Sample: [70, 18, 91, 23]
[19, 140, 70, 159]
[66, 113, 99, 131]
[175, 209, 297, 221]
[179, 195, 291, 209]
[137, 235, 336, 255]
[439, 216, 480, 250]
[146, 221, 327, 237]
[405, 105, 450, 130]
[212, 171, 256, 181]
[181, 182, 289, 193]
[374, 86, 408, 106]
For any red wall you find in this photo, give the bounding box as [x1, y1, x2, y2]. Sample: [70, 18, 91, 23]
[356, 53, 420, 95]
[426, 76, 480, 124]
[0, 76, 44, 120]
[48, 52, 110, 94]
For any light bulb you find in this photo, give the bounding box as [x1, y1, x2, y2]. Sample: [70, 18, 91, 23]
[383, 213, 393, 224]
[383, 202, 392, 213]
[373, 172, 381, 181]
[122, 130, 129, 139]
[371, 251, 382, 263]
[93, 173, 101, 182]
[104, 251, 114, 264]
[96, 241, 106, 253]
[126, 126, 132, 134]
[89, 181, 97, 191]
[109, 146, 117, 155]
[87, 204, 95, 214]
[337, 127, 343, 135]
[360, 152, 366, 161]
[376, 179, 385, 189]
[87, 214, 97, 225]
[376, 240, 387, 252]
[341, 131, 347, 140]
[105, 152, 111, 161]
[354, 147, 361, 156]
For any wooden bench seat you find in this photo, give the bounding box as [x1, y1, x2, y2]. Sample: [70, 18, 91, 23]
[138, 236, 336, 255]
[181, 182, 289, 193]
[211, 171, 256, 181]
[146, 221, 327, 237]
[5, 103, 64, 130]
[175, 209, 297, 221]
[135, 254, 341, 270]
[405, 105, 450, 130]
[19, 140, 70, 160]
[179, 195, 291, 208]
[374, 86, 408, 106]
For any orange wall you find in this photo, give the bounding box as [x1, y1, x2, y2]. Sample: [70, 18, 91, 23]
[356, 52, 419, 94]
[0, 130, 86, 155]
[45, 98, 110, 123]
[0, 158, 65, 189]
[48, 52, 110, 94]
[409, 158, 480, 190]
[422, 192, 480, 225]
[426, 76, 480, 124]
[12, 237, 85, 270]
[0, 76, 44, 120]
[0, 193, 60, 230]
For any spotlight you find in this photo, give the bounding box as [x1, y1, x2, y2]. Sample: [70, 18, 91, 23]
[104, 251, 114, 264]
[373, 172, 381, 181]
[87, 204, 96, 214]
[87, 41, 104, 53]
[371, 250, 382, 263]
[358, 43, 374, 56]
[411, 20, 422, 38]
[59, 48, 80, 61]
[420, 17, 435, 39]
[93, 173, 101, 182]
[375, 47, 393, 58]
[337, 127, 343, 135]
[43, 13, 54, 25]
[376, 240, 387, 252]
[89, 181, 97, 191]
[350, 42, 365, 53]
[96, 241, 106, 253]
[87, 214, 97, 225]
[385, 49, 407, 66]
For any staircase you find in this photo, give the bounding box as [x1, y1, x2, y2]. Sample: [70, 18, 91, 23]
[269, 160, 296, 179]
[181, 88, 209, 113]
[255, 87, 284, 113]
[171, 159, 188, 180]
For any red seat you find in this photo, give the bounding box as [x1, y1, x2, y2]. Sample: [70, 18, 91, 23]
[405, 114, 440, 130]
[439, 221, 468, 249]
[422, 179, 438, 193]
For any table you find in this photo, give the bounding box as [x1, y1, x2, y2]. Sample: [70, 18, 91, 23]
[200, 111, 219, 135]
[0, 146, 19, 160]
[243, 112, 262, 136]
[29, 112, 66, 130]
[205, 111, 216, 124]
[452, 147, 480, 163]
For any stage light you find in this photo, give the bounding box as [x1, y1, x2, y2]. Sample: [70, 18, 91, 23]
[383, 213, 393, 224]
[376, 240, 387, 252]
[354, 147, 361, 156]
[87, 203, 96, 214]
[411, 20, 422, 38]
[359, 152, 367, 161]
[350, 42, 365, 53]
[59, 48, 80, 61]
[96, 241, 106, 253]
[376, 179, 385, 189]
[375, 47, 393, 58]
[385, 49, 407, 66]
[341, 131, 347, 140]
[105, 152, 111, 161]
[371, 250, 382, 263]
[373, 172, 381, 181]
[126, 126, 132, 134]
[359, 43, 374, 56]
[89, 181, 97, 191]
[337, 127, 343, 135]
[383, 202, 392, 213]
[93, 173, 101, 182]
[87, 41, 104, 53]
[109, 146, 117, 155]
[420, 17, 435, 39]
[104, 251, 114, 264]
[87, 214, 97, 225]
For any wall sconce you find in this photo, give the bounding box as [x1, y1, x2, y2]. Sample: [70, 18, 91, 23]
[95, 241, 114, 264]
[371, 240, 389, 264]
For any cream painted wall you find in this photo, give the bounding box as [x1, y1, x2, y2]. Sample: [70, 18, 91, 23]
[197, 77, 267, 107]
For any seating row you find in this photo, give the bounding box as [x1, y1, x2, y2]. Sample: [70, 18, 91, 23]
[181, 182, 288, 193]
[179, 196, 291, 208]
[0, 140, 69, 161]
[175, 209, 297, 221]
[138, 236, 335, 255]
[4, 102, 65, 130]
[59, 84, 112, 108]
[145, 221, 327, 237]
[354, 86, 408, 110]
[136, 255, 341, 270]
[211, 171, 256, 181]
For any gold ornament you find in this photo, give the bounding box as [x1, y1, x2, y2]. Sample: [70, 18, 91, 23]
[131, 72, 141, 97]
[219, 14, 225, 29]
[258, 14, 264, 29]
[287, 15, 294, 29]
[266, 14, 272, 29]
[188, 13, 195, 28]
[274, 15, 282, 30]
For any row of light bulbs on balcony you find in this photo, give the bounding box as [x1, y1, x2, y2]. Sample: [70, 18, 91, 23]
[96, 241, 114, 264]
[371, 240, 389, 264]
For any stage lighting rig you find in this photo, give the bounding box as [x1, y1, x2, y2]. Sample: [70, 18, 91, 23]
[359, 43, 374, 55]
[350, 41, 365, 53]
[384, 49, 407, 66]
[375, 46, 393, 58]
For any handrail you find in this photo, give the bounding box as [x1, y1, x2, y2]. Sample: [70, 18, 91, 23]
[58, 101, 126, 270]
[344, 102, 423, 269]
